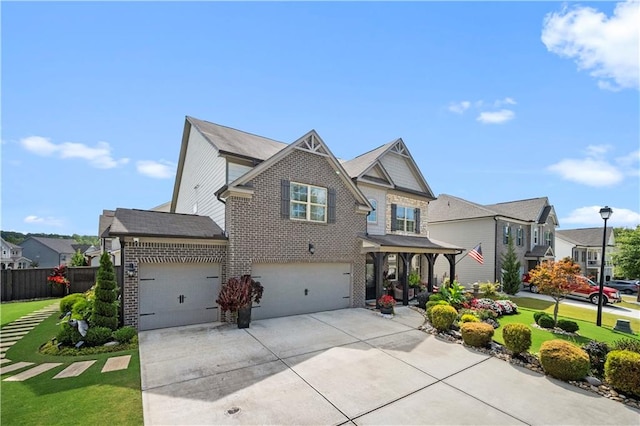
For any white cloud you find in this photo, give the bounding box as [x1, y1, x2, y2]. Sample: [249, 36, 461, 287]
[23, 215, 64, 227]
[476, 109, 515, 124]
[136, 160, 175, 179]
[561, 206, 640, 228]
[547, 144, 637, 186]
[448, 101, 471, 114]
[494, 97, 517, 107]
[541, 1, 640, 91]
[19, 136, 129, 169]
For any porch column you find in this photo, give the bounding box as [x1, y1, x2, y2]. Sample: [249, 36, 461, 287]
[375, 253, 384, 300]
[399, 253, 410, 306]
[423, 253, 436, 293]
[444, 253, 456, 286]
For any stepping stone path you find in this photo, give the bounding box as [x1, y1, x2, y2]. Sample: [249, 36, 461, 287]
[0, 302, 133, 381]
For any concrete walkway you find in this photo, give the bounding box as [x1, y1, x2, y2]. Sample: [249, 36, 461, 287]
[0, 303, 131, 381]
[139, 307, 639, 425]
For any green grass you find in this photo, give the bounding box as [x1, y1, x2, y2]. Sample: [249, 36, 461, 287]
[1, 298, 61, 327]
[1, 303, 143, 425]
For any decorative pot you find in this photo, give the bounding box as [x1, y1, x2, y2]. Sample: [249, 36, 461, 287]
[237, 305, 252, 329]
[380, 306, 394, 315]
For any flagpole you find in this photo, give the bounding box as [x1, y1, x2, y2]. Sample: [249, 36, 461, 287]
[456, 242, 481, 265]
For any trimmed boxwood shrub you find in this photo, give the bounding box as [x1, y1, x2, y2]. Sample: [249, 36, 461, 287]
[537, 314, 555, 329]
[533, 311, 548, 323]
[460, 313, 479, 323]
[556, 319, 579, 333]
[612, 338, 640, 354]
[430, 304, 458, 332]
[428, 293, 444, 302]
[426, 300, 450, 322]
[113, 326, 137, 343]
[91, 252, 119, 331]
[85, 326, 113, 347]
[56, 323, 83, 346]
[605, 350, 640, 397]
[502, 323, 532, 354]
[460, 322, 494, 347]
[539, 340, 590, 381]
[60, 294, 86, 314]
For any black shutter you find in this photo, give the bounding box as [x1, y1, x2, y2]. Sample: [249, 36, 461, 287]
[281, 180, 290, 218]
[390, 204, 397, 231]
[414, 208, 420, 234]
[327, 188, 336, 224]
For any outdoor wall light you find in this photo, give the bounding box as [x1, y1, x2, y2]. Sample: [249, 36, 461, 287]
[308, 243, 315, 255]
[126, 262, 137, 277]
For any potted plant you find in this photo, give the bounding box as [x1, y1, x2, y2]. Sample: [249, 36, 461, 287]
[216, 275, 264, 329]
[408, 270, 422, 299]
[47, 264, 70, 297]
[378, 294, 396, 315]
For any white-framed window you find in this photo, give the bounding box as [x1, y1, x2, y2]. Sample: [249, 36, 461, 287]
[503, 225, 511, 244]
[545, 231, 553, 247]
[290, 182, 327, 223]
[516, 228, 524, 246]
[395, 206, 416, 232]
[367, 199, 377, 223]
[533, 228, 539, 245]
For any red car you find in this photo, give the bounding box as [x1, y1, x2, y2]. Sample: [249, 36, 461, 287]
[529, 276, 622, 305]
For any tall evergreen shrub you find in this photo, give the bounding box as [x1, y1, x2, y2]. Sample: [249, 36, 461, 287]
[90, 252, 119, 330]
[501, 235, 522, 295]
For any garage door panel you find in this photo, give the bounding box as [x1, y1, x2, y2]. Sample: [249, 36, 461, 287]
[251, 263, 351, 320]
[139, 263, 220, 331]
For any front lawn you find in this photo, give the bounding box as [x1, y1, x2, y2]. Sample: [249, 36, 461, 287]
[1, 304, 143, 426]
[1, 298, 61, 328]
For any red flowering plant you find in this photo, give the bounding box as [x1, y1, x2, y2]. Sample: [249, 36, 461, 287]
[378, 294, 396, 309]
[47, 264, 70, 288]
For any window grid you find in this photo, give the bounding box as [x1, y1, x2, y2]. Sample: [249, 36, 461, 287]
[395, 206, 415, 233]
[290, 182, 327, 223]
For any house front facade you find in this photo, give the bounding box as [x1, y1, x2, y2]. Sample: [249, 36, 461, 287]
[0, 238, 31, 269]
[427, 194, 558, 286]
[20, 237, 78, 268]
[556, 227, 615, 282]
[109, 116, 461, 330]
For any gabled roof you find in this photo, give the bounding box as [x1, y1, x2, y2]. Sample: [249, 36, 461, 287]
[342, 139, 435, 198]
[485, 197, 557, 225]
[0, 237, 21, 250]
[24, 237, 78, 254]
[525, 245, 555, 258]
[221, 130, 372, 212]
[187, 116, 287, 161]
[557, 227, 614, 247]
[107, 208, 226, 239]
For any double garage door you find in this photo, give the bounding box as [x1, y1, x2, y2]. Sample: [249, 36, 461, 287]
[138, 263, 220, 331]
[251, 263, 352, 320]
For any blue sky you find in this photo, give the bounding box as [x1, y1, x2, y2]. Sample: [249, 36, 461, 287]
[2, 1, 639, 236]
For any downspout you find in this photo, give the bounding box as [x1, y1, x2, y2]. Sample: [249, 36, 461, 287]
[119, 240, 125, 328]
[494, 217, 499, 283]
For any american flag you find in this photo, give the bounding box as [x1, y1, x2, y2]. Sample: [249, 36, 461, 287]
[468, 243, 484, 264]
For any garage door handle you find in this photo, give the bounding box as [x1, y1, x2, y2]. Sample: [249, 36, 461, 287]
[206, 276, 219, 279]
[140, 313, 155, 316]
[140, 278, 155, 281]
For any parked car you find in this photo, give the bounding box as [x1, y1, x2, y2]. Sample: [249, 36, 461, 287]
[605, 279, 640, 295]
[529, 276, 622, 305]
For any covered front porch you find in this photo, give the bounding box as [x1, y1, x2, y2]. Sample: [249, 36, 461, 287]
[360, 234, 464, 306]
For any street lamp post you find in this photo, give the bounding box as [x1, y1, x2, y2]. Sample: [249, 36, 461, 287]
[596, 206, 613, 327]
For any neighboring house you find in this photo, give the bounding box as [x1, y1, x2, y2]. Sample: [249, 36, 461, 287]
[0, 237, 31, 269]
[427, 194, 558, 286]
[105, 116, 461, 330]
[20, 236, 79, 268]
[98, 210, 122, 266]
[556, 228, 615, 282]
[151, 201, 171, 212]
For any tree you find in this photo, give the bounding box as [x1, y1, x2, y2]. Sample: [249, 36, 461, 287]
[70, 249, 87, 267]
[612, 226, 640, 280]
[501, 235, 521, 295]
[90, 252, 119, 330]
[529, 257, 589, 325]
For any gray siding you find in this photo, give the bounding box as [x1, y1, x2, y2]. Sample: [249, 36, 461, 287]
[380, 153, 422, 192]
[175, 126, 227, 229]
[228, 162, 252, 183]
[359, 184, 387, 236]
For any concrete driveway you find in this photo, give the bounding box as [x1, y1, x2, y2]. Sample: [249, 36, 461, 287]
[139, 307, 639, 425]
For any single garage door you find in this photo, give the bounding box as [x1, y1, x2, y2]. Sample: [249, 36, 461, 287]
[138, 263, 220, 331]
[251, 263, 351, 320]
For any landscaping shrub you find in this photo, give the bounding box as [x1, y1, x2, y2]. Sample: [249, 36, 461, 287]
[474, 308, 497, 321]
[478, 281, 499, 299]
[56, 323, 83, 346]
[604, 350, 640, 397]
[113, 326, 137, 343]
[494, 299, 518, 315]
[556, 319, 579, 333]
[426, 300, 450, 323]
[91, 252, 119, 331]
[539, 340, 590, 381]
[533, 311, 548, 323]
[430, 304, 458, 332]
[460, 322, 494, 347]
[611, 338, 640, 354]
[428, 293, 444, 302]
[460, 313, 479, 323]
[85, 326, 114, 347]
[582, 340, 610, 378]
[502, 323, 532, 354]
[72, 298, 93, 321]
[60, 294, 86, 314]
[415, 291, 430, 309]
[536, 314, 555, 329]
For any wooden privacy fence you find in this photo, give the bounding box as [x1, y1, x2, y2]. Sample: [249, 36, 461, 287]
[1, 266, 122, 302]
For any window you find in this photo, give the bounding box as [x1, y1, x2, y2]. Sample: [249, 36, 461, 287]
[545, 231, 553, 247]
[395, 206, 416, 232]
[367, 199, 377, 223]
[533, 228, 539, 245]
[290, 182, 327, 223]
[582, 251, 586, 262]
[516, 228, 524, 246]
[503, 225, 511, 244]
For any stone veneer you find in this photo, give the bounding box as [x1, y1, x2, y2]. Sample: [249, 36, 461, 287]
[226, 149, 369, 307]
[122, 240, 227, 329]
[386, 193, 430, 236]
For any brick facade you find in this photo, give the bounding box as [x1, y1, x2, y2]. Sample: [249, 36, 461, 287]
[226, 149, 368, 307]
[386, 193, 429, 236]
[122, 240, 227, 328]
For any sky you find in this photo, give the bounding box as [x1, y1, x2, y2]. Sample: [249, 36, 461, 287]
[2, 1, 639, 237]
